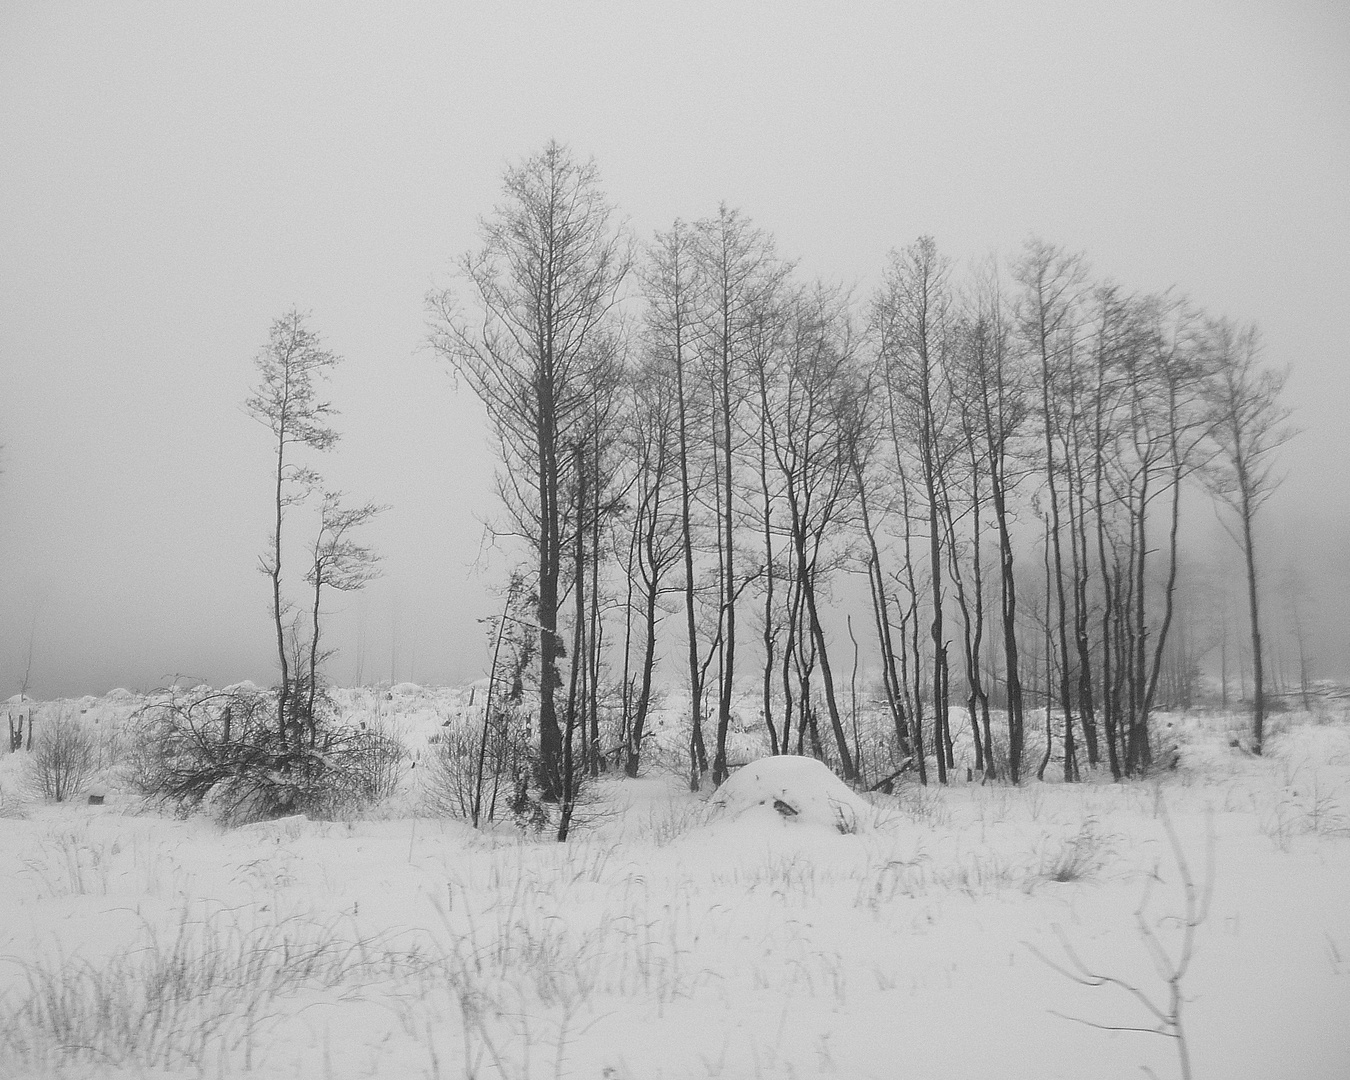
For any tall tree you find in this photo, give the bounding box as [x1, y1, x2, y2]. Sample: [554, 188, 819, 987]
[1137, 296, 1210, 754]
[245, 310, 340, 748]
[875, 236, 956, 783]
[764, 284, 864, 781]
[956, 266, 1030, 782]
[428, 141, 630, 800]
[1085, 284, 1135, 779]
[1015, 239, 1088, 782]
[640, 220, 711, 789]
[848, 368, 910, 767]
[617, 355, 685, 777]
[1202, 320, 1293, 755]
[693, 205, 787, 786]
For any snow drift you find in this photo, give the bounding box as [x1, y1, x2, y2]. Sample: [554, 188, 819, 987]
[708, 754, 872, 833]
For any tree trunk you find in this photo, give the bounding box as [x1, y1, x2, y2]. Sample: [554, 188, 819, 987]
[1241, 489, 1267, 753]
[271, 430, 290, 749]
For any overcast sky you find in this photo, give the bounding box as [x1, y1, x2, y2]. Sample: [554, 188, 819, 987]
[2, 1, 1347, 699]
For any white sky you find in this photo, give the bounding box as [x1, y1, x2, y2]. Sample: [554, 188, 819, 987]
[2, 1, 1347, 697]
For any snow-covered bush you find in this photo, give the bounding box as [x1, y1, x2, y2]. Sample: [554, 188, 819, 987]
[26, 706, 97, 802]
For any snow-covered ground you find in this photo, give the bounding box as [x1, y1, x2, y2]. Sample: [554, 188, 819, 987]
[1, 689, 1348, 1078]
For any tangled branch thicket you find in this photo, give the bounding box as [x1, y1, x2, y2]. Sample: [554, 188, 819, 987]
[128, 685, 404, 825]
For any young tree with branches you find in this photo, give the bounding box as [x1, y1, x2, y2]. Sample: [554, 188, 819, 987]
[302, 492, 384, 746]
[245, 310, 340, 748]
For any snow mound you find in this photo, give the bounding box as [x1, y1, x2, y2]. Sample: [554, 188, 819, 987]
[708, 755, 872, 834]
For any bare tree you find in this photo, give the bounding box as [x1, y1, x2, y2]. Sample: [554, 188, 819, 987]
[1135, 298, 1211, 755]
[956, 265, 1031, 782]
[1283, 565, 1315, 712]
[1085, 284, 1136, 779]
[302, 492, 384, 745]
[617, 355, 685, 777]
[745, 283, 790, 758]
[640, 220, 715, 787]
[875, 236, 957, 783]
[1015, 239, 1088, 782]
[558, 333, 625, 836]
[848, 369, 911, 768]
[692, 205, 788, 786]
[1201, 320, 1293, 754]
[764, 284, 864, 781]
[428, 141, 630, 801]
[245, 310, 340, 748]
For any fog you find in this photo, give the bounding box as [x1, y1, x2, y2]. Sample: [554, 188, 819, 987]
[2, 1, 1347, 698]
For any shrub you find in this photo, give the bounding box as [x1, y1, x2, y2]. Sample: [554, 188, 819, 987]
[129, 685, 407, 825]
[340, 718, 407, 810]
[426, 704, 538, 827]
[27, 707, 96, 802]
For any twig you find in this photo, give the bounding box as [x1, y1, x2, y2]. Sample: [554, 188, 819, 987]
[1028, 799, 1214, 1080]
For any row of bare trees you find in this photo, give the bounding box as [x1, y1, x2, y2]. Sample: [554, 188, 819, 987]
[429, 143, 1292, 818]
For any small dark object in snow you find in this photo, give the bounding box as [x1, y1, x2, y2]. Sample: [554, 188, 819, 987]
[87, 794, 104, 805]
[772, 798, 798, 817]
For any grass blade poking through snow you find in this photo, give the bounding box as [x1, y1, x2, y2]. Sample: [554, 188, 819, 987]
[0, 903, 414, 1074]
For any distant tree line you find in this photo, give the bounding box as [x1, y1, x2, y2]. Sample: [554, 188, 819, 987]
[424, 142, 1292, 830]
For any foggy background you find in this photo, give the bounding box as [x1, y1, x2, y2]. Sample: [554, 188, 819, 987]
[2, 1, 1347, 699]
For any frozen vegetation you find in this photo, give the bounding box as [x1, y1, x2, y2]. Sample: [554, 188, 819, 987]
[1, 686, 1348, 1079]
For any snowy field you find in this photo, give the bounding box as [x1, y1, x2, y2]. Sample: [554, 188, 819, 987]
[2, 688, 1349, 1079]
